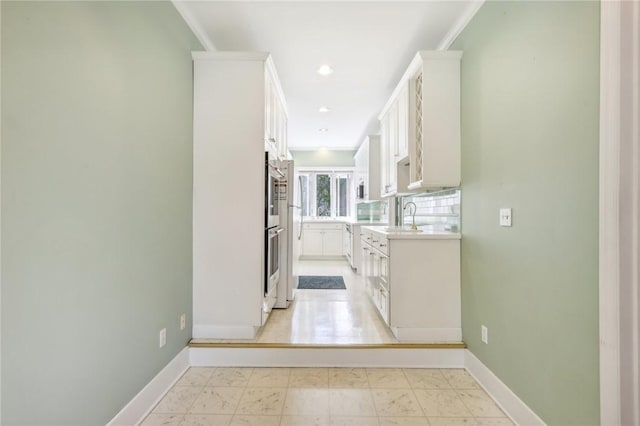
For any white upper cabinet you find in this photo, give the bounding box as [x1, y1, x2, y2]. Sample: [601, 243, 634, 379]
[407, 51, 462, 189]
[379, 82, 411, 198]
[379, 114, 391, 197]
[264, 62, 288, 159]
[397, 82, 409, 160]
[354, 135, 381, 201]
[378, 51, 461, 195]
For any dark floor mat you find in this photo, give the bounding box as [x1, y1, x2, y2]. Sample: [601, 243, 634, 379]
[297, 275, 346, 290]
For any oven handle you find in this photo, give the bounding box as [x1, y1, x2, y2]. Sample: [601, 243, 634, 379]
[269, 227, 285, 237]
[267, 162, 286, 179]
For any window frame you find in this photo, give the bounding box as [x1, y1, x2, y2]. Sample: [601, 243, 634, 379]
[295, 167, 354, 219]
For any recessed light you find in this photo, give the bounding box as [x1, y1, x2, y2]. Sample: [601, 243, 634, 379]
[319, 146, 328, 151]
[319, 128, 329, 132]
[318, 106, 331, 113]
[317, 65, 334, 76]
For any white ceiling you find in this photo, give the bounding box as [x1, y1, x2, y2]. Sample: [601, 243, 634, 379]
[178, 1, 475, 150]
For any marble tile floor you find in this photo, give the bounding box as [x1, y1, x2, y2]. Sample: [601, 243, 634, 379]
[142, 367, 513, 426]
[196, 260, 398, 345]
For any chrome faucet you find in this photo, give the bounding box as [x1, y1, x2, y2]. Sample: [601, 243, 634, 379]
[403, 202, 418, 230]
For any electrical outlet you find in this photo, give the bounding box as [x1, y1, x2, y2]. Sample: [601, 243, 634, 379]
[499, 208, 512, 227]
[159, 328, 167, 348]
[481, 325, 488, 344]
[180, 314, 186, 331]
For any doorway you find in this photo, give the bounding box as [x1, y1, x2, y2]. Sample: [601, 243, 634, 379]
[267, 166, 397, 345]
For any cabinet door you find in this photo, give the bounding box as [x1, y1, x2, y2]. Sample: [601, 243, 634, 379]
[397, 83, 409, 160]
[380, 114, 390, 196]
[264, 75, 273, 142]
[388, 103, 398, 193]
[282, 114, 288, 159]
[372, 250, 380, 289]
[277, 101, 287, 159]
[302, 229, 323, 256]
[270, 81, 279, 144]
[343, 228, 349, 256]
[379, 254, 389, 290]
[379, 285, 390, 325]
[361, 243, 372, 294]
[390, 102, 399, 158]
[323, 229, 343, 256]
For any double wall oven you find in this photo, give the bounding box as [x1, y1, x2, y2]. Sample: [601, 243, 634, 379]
[265, 149, 284, 311]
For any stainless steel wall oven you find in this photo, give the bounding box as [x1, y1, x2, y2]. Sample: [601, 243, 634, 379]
[264, 149, 285, 312]
[265, 225, 284, 296]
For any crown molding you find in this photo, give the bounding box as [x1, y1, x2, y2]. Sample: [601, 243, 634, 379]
[436, 0, 485, 51]
[172, 0, 216, 52]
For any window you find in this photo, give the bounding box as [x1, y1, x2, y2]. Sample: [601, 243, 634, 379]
[336, 174, 349, 217]
[297, 171, 352, 218]
[299, 175, 309, 217]
[316, 174, 331, 217]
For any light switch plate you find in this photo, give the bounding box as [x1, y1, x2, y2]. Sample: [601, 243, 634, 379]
[499, 208, 512, 227]
[481, 325, 488, 344]
[159, 328, 167, 348]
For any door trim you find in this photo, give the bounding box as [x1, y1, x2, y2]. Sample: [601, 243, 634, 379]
[599, 0, 640, 424]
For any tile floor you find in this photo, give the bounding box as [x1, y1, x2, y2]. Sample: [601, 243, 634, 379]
[142, 367, 513, 426]
[259, 260, 397, 344]
[193, 260, 398, 345]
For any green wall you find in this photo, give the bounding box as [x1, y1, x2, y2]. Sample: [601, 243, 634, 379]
[1, 2, 201, 424]
[453, 2, 600, 424]
[291, 150, 356, 167]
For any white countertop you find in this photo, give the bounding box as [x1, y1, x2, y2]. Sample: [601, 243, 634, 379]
[301, 218, 388, 225]
[302, 218, 348, 224]
[361, 225, 462, 240]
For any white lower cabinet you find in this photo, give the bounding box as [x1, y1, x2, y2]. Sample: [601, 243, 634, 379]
[360, 228, 461, 342]
[301, 223, 344, 258]
[323, 229, 343, 256]
[303, 229, 324, 256]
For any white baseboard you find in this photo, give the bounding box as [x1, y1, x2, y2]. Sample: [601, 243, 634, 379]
[192, 324, 259, 339]
[107, 347, 190, 426]
[391, 327, 462, 342]
[190, 347, 465, 368]
[464, 349, 546, 426]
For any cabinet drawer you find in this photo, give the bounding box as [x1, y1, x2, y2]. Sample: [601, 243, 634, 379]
[372, 235, 388, 254]
[360, 231, 373, 245]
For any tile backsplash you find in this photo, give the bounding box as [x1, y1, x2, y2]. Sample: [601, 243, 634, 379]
[356, 200, 388, 222]
[399, 189, 461, 232]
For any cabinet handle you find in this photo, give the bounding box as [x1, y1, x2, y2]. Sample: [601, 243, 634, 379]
[372, 239, 379, 243]
[379, 243, 387, 247]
